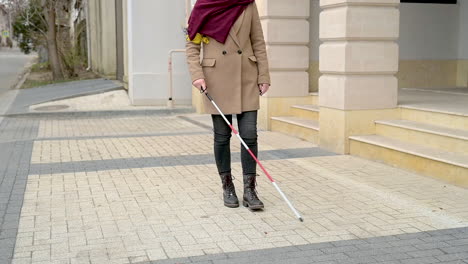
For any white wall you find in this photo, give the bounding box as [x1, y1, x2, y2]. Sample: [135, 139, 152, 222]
[399, 2, 460, 60]
[458, 0, 468, 59]
[128, 0, 192, 105]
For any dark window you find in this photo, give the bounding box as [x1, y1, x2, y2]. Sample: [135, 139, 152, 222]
[401, 0, 457, 3]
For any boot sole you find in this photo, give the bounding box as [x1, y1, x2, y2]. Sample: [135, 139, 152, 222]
[242, 200, 264, 211]
[224, 203, 239, 208]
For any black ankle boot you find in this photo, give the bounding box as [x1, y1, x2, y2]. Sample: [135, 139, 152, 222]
[242, 174, 264, 210]
[219, 172, 239, 208]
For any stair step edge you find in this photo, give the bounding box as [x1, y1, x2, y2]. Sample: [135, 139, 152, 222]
[350, 135, 468, 169]
[292, 105, 320, 112]
[376, 120, 468, 141]
[400, 105, 468, 117]
[271, 117, 319, 130]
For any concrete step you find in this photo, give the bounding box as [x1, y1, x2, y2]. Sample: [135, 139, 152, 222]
[309, 92, 319, 105]
[290, 104, 319, 121]
[376, 119, 468, 155]
[271, 116, 319, 144]
[349, 135, 468, 188]
[401, 106, 468, 131]
[263, 95, 318, 119]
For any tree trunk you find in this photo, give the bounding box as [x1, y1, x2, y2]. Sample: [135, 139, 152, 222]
[45, 1, 63, 80]
[69, 0, 76, 49]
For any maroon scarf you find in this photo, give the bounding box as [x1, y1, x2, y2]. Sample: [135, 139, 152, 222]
[188, 0, 255, 44]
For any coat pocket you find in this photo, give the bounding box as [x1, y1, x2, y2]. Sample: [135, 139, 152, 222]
[248, 56, 257, 63]
[201, 58, 216, 67]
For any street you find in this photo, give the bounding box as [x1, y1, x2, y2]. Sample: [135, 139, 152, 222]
[0, 48, 33, 95]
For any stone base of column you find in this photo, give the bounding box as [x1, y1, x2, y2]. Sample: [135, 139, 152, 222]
[319, 107, 399, 154]
[259, 95, 317, 130]
[457, 60, 468, 87]
[192, 88, 205, 114]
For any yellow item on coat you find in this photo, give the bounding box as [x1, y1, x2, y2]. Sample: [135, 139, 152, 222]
[187, 33, 210, 44]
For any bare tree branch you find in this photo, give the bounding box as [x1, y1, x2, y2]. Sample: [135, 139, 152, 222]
[29, 0, 48, 30]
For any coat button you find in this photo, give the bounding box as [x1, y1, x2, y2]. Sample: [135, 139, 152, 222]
[237, 50, 242, 54]
[222, 51, 227, 55]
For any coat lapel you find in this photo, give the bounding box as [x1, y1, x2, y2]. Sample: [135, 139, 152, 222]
[234, 10, 245, 36]
[228, 10, 246, 48]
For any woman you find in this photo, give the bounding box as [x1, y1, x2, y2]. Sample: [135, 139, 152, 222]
[186, 0, 270, 210]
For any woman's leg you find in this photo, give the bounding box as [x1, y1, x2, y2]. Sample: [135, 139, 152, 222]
[237, 110, 264, 210]
[211, 114, 239, 207]
[236, 111, 258, 174]
[211, 114, 232, 173]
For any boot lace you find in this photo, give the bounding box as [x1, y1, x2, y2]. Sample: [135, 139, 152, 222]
[226, 175, 236, 197]
[247, 175, 260, 199]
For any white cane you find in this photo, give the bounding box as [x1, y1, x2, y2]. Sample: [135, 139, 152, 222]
[201, 87, 303, 222]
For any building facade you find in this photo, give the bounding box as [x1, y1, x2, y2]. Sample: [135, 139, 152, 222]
[86, 0, 118, 78]
[88, 0, 468, 187]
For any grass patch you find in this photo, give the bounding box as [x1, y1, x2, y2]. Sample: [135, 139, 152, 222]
[21, 63, 100, 89]
[30, 62, 50, 73]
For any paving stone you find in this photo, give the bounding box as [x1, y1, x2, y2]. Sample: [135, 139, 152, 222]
[388, 238, 424, 247]
[399, 256, 440, 264]
[191, 261, 214, 264]
[414, 241, 451, 250]
[442, 245, 468, 254]
[446, 238, 468, 246]
[189, 254, 228, 262]
[149, 257, 191, 264]
[406, 249, 445, 258]
[285, 249, 323, 258]
[435, 252, 468, 262]
[320, 245, 358, 254]
[372, 252, 412, 262]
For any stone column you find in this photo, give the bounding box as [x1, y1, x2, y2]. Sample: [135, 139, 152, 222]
[256, 0, 311, 129]
[319, 0, 400, 154]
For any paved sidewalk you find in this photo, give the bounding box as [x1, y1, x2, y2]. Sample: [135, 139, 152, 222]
[0, 108, 467, 264]
[5, 79, 124, 115]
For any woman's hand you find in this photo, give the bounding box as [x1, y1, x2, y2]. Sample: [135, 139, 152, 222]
[258, 83, 270, 96]
[193, 79, 207, 93]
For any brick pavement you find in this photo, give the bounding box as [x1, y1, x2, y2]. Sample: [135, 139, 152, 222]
[0, 117, 39, 263]
[145, 227, 468, 264]
[0, 110, 466, 264]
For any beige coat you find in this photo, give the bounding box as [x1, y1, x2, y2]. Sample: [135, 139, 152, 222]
[186, 3, 270, 115]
